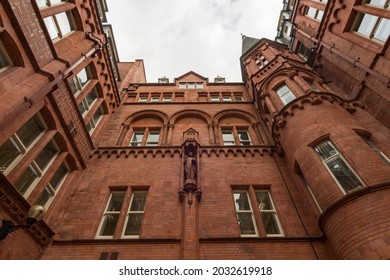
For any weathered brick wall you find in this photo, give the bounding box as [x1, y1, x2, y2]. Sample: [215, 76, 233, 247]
[321, 187, 390, 259]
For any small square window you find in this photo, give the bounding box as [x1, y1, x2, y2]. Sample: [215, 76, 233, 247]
[223, 96, 232, 102]
[163, 95, 172, 102]
[138, 96, 148, 102]
[179, 83, 186, 89]
[151, 96, 160, 102]
[211, 96, 220, 102]
[196, 82, 204, 89]
[188, 83, 195, 89]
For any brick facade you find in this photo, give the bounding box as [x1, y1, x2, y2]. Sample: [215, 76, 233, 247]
[0, 0, 389, 260]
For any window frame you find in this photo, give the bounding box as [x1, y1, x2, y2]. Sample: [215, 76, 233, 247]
[233, 190, 258, 237]
[276, 84, 296, 105]
[314, 140, 364, 194]
[43, 11, 75, 41]
[35, 160, 70, 209]
[0, 113, 47, 175]
[350, 0, 390, 43]
[0, 41, 13, 73]
[121, 191, 148, 238]
[255, 190, 284, 236]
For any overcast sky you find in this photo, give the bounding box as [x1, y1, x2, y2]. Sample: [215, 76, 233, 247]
[106, 0, 282, 82]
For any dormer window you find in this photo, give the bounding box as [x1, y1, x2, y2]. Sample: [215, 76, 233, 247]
[158, 76, 169, 83]
[179, 82, 186, 89]
[214, 76, 225, 83]
[188, 82, 195, 89]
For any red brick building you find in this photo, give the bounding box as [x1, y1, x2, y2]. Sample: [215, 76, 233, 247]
[0, 0, 389, 260]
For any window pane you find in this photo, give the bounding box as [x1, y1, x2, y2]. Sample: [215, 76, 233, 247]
[14, 165, 38, 194]
[86, 90, 98, 107]
[0, 42, 11, 69]
[130, 192, 147, 211]
[146, 131, 159, 146]
[49, 162, 68, 190]
[99, 213, 119, 236]
[374, 18, 390, 42]
[315, 141, 337, 160]
[131, 132, 144, 146]
[233, 192, 251, 211]
[92, 107, 104, 124]
[0, 138, 21, 171]
[237, 213, 256, 235]
[16, 115, 45, 148]
[124, 213, 143, 235]
[222, 131, 235, 145]
[364, 0, 387, 6]
[188, 83, 195, 89]
[44, 16, 59, 40]
[326, 157, 363, 193]
[196, 83, 204, 89]
[355, 13, 378, 37]
[36, 187, 52, 206]
[306, 7, 317, 18]
[37, 0, 48, 7]
[77, 68, 89, 88]
[78, 101, 87, 116]
[34, 141, 57, 171]
[255, 192, 273, 210]
[107, 192, 125, 212]
[56, 12, 72, 37]
[69, 76, 80, 95]
[179, 83, 186, 89]
[261, 213, 282, 235]
[238, 131, 251, 145]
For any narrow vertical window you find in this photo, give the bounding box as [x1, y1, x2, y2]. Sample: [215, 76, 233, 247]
[233, 191, 257, 236]
[123, 191, 147, 237]
[315, 140, 363, 193]
[97, 192, 125, 238]
[255, 191, 283, 236]
[276, 84, 296, 105]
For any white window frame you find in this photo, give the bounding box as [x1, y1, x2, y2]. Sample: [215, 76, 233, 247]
[305, 7, 324, 21]
[163, 95, 172, 102]
[315, 140, 364, 194]
[78, 88, 98, 117]
[361, 135, 390, 164]
[86, 106, 104, 135]
[36, 160, 70, 209]
[0, 113, 47, 175]
[146, 130, 160, 146]
[233, 190, 258, 237]
[15, 139, 60, 198]
[222, 130, 235, 146]
[138, 95, 148, 102]
[69, 67, 91, 96]
[151, 96, 160, 102]
[96, 191, 125, 239]
[255, 190, 284, 237]
[276, 84, 296, 105]
[210, 95, 220, 102]
[43, 11, 74, 41]
[237, 130, 252, 146]
[122, 191, 147, 238]
[130, 130, 145, 147]
[222, 95, 232, 102]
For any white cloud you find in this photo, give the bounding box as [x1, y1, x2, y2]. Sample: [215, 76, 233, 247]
[106, 0, 282, 82]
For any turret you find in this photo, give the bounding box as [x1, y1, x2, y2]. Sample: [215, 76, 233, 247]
[241, 36, 390, 259]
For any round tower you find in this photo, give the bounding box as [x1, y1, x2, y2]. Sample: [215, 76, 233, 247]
[241, 37, 390, 259]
